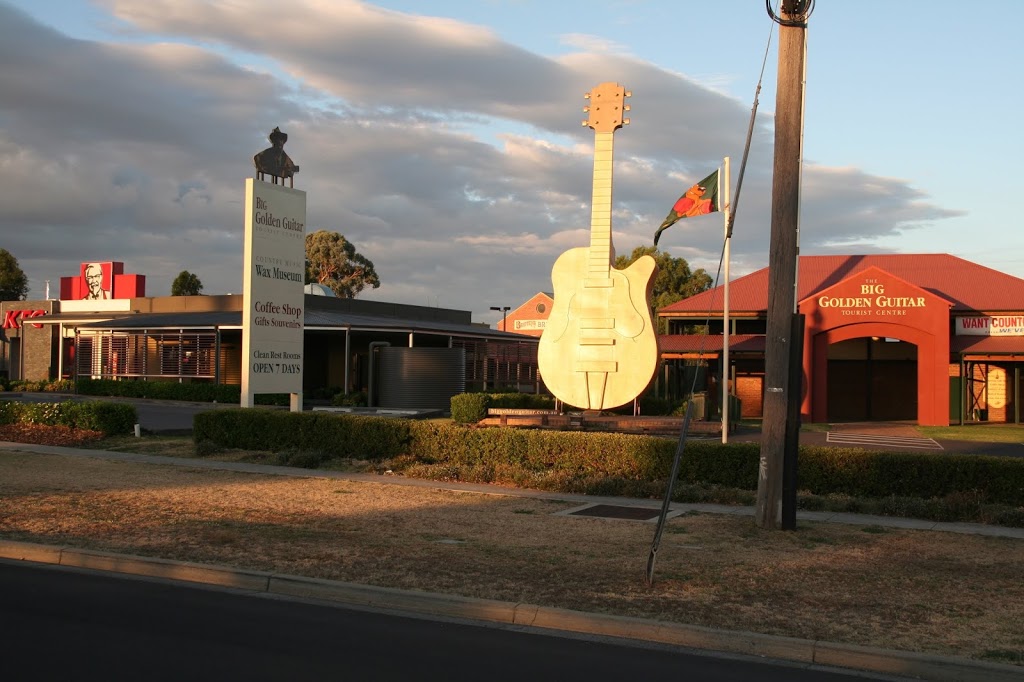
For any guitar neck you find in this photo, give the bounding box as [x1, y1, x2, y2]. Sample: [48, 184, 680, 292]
[588, 131, 615, 277]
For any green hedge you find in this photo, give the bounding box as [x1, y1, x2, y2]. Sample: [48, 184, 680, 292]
[1, 379, 75, 393]
[190, 410, 1024, 506]
[0, 399, 137, 436]
[449, 391, 692, 423]
[450, 392, 557, 424]
[799, 448, 1024, 506]
[450, 394, 490, 423]
[193, 408, 410, 459]
[75, 379, 289, 405]
[405, 422, 673, 480]
[9, 394, 1020, 509]
[489, 393, 556, 410]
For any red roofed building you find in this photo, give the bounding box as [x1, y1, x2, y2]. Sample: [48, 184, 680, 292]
[497, 292, 553, 336]
[658, 254, 1024, 426]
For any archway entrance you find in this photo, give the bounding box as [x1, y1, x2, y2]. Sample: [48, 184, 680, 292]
[827, 337, 917, 421]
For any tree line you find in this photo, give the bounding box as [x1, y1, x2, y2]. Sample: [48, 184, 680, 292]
[0, 230, 382, 301]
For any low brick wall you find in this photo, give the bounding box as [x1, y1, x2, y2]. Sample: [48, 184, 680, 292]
[479, 413, 720, 436]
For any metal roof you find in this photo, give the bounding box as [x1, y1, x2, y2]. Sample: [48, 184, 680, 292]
[661, 254, 1024, 315]
[75, 311, 240, 330]
[951, 336, 1024, 354]
[660, 334, 765, 354]
[659, 334, 1024, 355]
[28, 312, 125, 325]
[73, 308, 534, 342]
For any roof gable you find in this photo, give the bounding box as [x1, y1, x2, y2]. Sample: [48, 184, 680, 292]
[800, 265, 953, 308]
[510, 292, 553, 317]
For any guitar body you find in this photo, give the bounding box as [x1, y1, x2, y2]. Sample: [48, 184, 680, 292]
[538, 248, 659, 410]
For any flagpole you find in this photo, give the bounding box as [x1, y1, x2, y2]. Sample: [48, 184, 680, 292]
[722, 156, 731, 444]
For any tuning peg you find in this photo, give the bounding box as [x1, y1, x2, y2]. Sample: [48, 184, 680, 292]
[625, 90, 632, 97]
[581, 120, 588, 126]
[584, 92, 591, 99]
[583, 106, 590, 113]
[624, 104, 631, 111]
[623, 118, 630, 125]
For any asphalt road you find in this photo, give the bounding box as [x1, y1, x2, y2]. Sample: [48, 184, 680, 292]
[1, 561, 899, 682]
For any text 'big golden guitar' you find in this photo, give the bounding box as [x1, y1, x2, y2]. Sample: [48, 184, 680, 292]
[537, 83, 659, 410]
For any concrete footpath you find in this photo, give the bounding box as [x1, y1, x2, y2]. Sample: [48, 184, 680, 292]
[1, 441, 1023, 681]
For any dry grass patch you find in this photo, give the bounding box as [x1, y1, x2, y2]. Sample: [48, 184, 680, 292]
[1, 449, 1022, 666]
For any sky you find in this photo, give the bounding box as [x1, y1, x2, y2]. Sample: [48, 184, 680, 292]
[2, 1, 1022, 326]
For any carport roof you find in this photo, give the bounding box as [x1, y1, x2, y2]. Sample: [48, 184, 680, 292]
[72, 309, 533, 341]
[951, 335, 1024, 354]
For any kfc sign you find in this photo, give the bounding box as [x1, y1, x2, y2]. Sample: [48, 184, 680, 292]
[2, 309, 46, 329]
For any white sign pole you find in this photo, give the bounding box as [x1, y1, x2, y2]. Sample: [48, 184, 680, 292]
[721, 157, 731, 444]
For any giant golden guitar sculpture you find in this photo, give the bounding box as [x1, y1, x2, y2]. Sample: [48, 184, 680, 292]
[537, 83, 659, 410]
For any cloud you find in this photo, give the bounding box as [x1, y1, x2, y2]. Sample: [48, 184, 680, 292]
[0, 0, 957, 318]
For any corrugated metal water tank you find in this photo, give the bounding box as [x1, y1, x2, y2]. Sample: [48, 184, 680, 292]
[377, 347, 465, 410]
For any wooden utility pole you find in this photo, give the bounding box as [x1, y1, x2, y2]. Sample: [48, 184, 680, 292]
[756, 0, 811, 529]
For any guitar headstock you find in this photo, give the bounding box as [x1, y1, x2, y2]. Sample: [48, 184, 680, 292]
[583, 82, 631, 133]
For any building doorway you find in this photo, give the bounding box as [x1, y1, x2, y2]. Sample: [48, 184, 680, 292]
[827, 337, 917, 421]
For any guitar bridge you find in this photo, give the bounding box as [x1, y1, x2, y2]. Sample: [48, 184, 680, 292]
[575, 361, 617, 372]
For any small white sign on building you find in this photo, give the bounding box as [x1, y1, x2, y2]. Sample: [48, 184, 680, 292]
[514, 319, 547, 331]
[241, 178, 306, 410]
[956, 315, 1024, 337]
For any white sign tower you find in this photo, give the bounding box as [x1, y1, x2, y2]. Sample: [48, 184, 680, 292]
[241, 127, 306, 411]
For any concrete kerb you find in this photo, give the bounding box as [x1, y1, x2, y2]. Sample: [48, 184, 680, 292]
[2, 539, 1022, 681]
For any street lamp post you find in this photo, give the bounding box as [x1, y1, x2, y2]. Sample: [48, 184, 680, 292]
[490, 306, 510, 331]
[490, 306, 512, 390]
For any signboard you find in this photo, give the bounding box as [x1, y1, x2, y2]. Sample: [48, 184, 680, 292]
[241, 178, 306, 409]
[2, 309, 46, 329]
[814, 282, 927, 318]
[58, 261, 146, 301]
[513, 319, 547, 331]
[956, 316, 1024, 336]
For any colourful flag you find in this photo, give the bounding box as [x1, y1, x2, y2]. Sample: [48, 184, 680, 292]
[653, 170, 720, 246]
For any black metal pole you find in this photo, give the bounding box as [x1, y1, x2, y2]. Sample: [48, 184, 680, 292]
[781, 312, 804, 530]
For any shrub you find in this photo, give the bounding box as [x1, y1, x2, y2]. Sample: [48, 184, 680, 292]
[0, 399, 136, 435]
[449, 392, 557, 424]
[193, 409, 410, 460]
[798, 448, 1024, 506]
[73, 378, 293, 406]
[450, 393, 490, 424]
[9, 388, 1020, 528]
[7, 379, 74, 393]
[603, 395, 685, 416]
[487, 393, 555, 410]
[332, 391, 368, 407]
[68, 401, 138, 435]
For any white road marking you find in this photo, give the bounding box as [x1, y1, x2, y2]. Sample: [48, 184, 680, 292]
[826, 432, 943, 450]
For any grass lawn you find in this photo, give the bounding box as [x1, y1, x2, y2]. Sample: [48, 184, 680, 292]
[918, 423, 1024, 443]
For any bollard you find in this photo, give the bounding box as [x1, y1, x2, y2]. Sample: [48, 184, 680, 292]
[134, 424, 141, 438]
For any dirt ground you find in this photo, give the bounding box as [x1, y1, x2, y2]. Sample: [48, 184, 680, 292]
[1, 431, 1023, 667]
